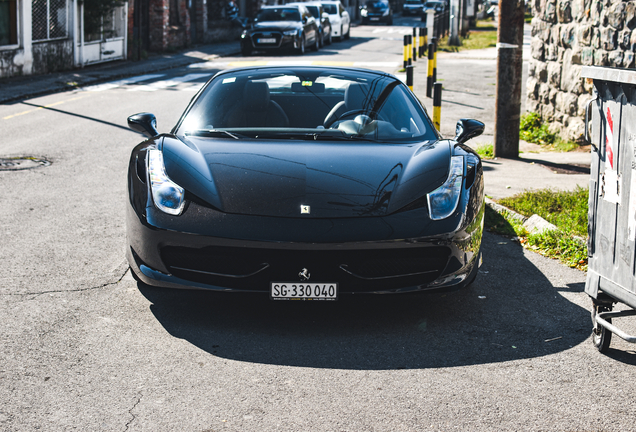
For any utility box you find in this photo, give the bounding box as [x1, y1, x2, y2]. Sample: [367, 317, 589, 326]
[582, 66, 636, 353]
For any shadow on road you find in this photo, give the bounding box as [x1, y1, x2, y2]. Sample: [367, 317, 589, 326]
[137, 232, 591, 370]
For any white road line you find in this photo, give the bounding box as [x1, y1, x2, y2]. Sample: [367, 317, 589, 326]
[128, 73, 212, 92]
[81, 74, 165, 92]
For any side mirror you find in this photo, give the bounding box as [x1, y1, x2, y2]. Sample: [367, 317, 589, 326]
[454, 118, 484, 144]
[128, 112, 159, 138]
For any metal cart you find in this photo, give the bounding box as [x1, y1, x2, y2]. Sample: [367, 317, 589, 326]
[582, 66, 636, 352]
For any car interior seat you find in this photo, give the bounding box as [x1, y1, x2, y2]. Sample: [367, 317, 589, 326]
[323, 83, 370, 127]
[225, 81, 290, 127]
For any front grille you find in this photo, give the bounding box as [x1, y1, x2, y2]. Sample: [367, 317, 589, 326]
[161, 245, 451, 292]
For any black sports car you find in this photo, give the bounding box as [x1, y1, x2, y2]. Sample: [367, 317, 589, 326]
[126, 66, 485, 300]
[241, 5, 320, 55]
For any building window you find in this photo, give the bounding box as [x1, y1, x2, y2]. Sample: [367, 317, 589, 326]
[0, 0, 18, 46]
[32, 0, 69, 41]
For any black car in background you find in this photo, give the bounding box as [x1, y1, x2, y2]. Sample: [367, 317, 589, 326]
[402, 0, 424, 16]
[241, 5, 320, 55]
[360, 0, 393, 25]
[287, 2, 332, 47]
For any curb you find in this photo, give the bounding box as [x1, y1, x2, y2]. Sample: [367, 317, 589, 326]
[485, 197, 558, 235]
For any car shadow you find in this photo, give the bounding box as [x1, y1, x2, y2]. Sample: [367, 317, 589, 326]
[137, 232, 591, 370]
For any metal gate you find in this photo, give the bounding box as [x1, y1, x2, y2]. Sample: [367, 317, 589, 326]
[582, 66, 636, 352]
[76, 2, 128, 66]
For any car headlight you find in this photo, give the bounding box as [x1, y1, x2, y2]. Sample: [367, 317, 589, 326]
[427, 156, 463, 220]
[361, 8, 368, 16]
[382, 8, 389, 15]
[283, 29, 298, 36]
[148, 148, 185, 215]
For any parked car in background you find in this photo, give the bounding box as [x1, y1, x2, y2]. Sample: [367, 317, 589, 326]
[288, 2, 332, 47]
[241, 5, 320, 55]
[360, 0, 393, 24]
[422, 0, 446, 14]
[321, 1, 350, 40]
[402, 0, 425, 16]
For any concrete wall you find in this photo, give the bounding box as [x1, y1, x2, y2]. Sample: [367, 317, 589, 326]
[527, 0, 636, 142]
[31, 39, 74, 75]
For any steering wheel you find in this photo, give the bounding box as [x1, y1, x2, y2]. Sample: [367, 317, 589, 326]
[325, 109, 385, 129]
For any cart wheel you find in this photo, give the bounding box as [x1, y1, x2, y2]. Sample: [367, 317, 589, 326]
[592, 304, 612, 353]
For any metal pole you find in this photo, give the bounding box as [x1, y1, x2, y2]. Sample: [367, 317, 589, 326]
[494, 0, 525, 158]
[408, 35, 412, 66]
[426, 43, 434, 98]
[412, 27, 417, 61]
[432, 37, 437, 84]
[433, 82, 442, 131]
[403, 35, 408, 69]
[406, 65, 414, 91]
[419, 26, 426, 58]
[449, 0, 460, 46]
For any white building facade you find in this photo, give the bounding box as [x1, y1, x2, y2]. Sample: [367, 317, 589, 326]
[0, 0, 127, 78]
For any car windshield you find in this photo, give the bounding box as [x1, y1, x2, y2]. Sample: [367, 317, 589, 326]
[365, 0, 388, 7]
[425, 1, 441, 7]
[322, 4, 338, 14]
[306, 5, 320, 18]
[177, 68, 437, 143]
[256, 8, 300, 21]
[405, 0, 423, 4]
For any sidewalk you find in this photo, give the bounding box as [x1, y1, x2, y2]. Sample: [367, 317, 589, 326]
[0, 41, 241, 105]
[411, 45, 591, 200]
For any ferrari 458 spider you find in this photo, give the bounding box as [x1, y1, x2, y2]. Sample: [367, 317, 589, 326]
[126, 66, 485, 300]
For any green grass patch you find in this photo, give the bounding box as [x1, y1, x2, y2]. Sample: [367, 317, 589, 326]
[498, 187, 589, 237]
[436, 28, 497, 52]
[485, 187, 589, 270]
[474, 143, 494, 160]
[520, 112, 579, 152]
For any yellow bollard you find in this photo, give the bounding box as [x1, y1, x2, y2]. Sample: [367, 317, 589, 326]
[426, 43, 434, 98]
[433, 82, 442, 131]
[403, 35, 408, 69]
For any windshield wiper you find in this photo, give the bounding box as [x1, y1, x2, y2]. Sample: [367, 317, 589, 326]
[184, 129, 243, 139]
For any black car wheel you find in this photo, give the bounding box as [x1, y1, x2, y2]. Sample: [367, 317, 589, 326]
[319, 29, 324, 48]
[344, 24, 350, 40]
[312, 33, 320, 51]
[326, 29, 332, 45]
[242, 46, 252, 56]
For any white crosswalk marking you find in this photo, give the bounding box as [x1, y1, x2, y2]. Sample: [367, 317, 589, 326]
[128, 73, 212, 92]
[81, 74, 165, 92]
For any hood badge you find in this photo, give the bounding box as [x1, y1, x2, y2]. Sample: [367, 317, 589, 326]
[300, 205, 310, 214]
[299, 268, 311, 281]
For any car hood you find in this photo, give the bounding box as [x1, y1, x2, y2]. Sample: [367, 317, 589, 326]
[251, 21, 301, 32]
[162, 136, 451, 218]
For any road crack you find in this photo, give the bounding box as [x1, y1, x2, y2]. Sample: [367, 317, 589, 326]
[1, 266, 129, 298]
[123, 391, 143, 432]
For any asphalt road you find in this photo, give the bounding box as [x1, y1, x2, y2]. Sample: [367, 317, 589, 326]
[2, 17, 636, 431]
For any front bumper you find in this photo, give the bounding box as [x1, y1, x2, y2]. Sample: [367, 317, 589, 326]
[241, 31, 299, 52]
[127, 199, 483, 295]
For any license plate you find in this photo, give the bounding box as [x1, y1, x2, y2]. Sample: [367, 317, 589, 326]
[258, 38, 277, 43]
[271, 282, 338, 301]
[370, 17, 380, 20]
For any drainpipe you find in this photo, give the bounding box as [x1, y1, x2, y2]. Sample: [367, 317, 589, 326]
[79, 1, 85, 67]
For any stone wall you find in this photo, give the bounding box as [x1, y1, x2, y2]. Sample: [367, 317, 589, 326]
[527, 0, 636, 142]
